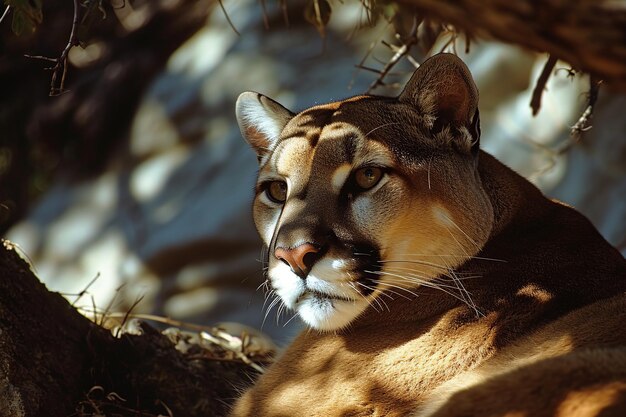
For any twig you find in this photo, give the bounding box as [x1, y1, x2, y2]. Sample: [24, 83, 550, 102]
[0, 5, 10, 24]
[438, 25, 458, 54]
[98, 283, 127, 326]
[366, 16, 419, 92]
[356, 64, 390, 74]
[1, 239, 37, 272]
[49, 0, 81, 95]
[569, 76, 600, 142]
[527, 76, 601, 180]
[200, 331, 265, 373]
[114, 294, 145, 337]
[89, 311, 269, 372]
[25, 0, 82, 95]
[101, 312, 218, 332]
[70, 272, 101, 307]
[218, 0, 240, 36]
[530, 54, 558, 116]
[23, 54, 58, 63]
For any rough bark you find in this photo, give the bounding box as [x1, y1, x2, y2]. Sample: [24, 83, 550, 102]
[402, 0, 626, 90]
[0, 241, 96, 417]
[0, 242, 268, 417]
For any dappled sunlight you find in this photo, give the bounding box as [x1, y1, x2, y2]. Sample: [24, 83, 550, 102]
[130, 147, 190, 203]
[165, 286, 220, 318]
[462, 48, 587, 190]
[130, 99, 183, 157]
[68, 41, 106, 68]
[167, 25, 237, 77]
[1, 0, 625, 415]
[201, 55, 284, 107]
[5, 0, 624, 351]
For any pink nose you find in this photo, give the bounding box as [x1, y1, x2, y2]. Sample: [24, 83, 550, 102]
[275, 243, 320, 277]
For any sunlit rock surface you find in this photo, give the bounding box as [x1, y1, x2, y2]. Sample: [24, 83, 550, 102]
[8, 1, 625, 343]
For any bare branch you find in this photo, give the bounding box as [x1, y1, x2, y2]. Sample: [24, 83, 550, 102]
[0, 5, 10, 24]
[26, 0, 83, 95]
[218, 0, 241, 36]
[530, 55, 558, 116]
[367, 17, 420, 93]
[23, 54, 58, 63]
[527, 76, 602, 180]
[355, 64, 387, 74]
[568, 76, 601, 144]
[400, 0, 626, 90]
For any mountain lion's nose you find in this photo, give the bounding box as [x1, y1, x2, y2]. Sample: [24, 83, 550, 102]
[275, 243, 321, 278]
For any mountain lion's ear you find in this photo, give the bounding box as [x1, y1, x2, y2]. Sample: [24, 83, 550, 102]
[236, 92, 295, 161]
[399, 53, 480, 149]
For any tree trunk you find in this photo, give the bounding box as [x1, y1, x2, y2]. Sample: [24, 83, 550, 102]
[0, 241, 95, 417]
[0, 242, 268, 417]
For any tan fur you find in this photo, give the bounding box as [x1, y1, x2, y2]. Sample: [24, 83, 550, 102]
[232, 54, 626, 417]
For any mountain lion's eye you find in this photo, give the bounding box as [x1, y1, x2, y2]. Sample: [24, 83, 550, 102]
[354, 167, 383, 191]
[266, 181, 287, 203]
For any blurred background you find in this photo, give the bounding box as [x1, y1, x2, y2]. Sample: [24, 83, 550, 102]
[1, 0, 625, 344]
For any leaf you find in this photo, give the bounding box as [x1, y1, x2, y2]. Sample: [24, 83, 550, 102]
[10, 9, 25, 36]
[6, 0, 43, 36]
[304, 0, 332, 37]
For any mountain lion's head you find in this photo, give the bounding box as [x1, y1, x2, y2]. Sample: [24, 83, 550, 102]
[236, 53, 494, 331]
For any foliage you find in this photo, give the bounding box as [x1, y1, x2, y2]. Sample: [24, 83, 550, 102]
[4, 0, 42, 35]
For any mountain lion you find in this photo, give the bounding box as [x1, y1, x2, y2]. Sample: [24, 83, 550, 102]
[231, 53, 626, 417]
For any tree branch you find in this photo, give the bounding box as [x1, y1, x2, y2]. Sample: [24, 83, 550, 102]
[24, 0, 82, 95]
[530, 54, 557, 116]
[399, 0, 626, 90]
[0, 5, 10, 24]
[568, 76, 601, 144]
[363, 16, 420, 93]
[49, 0, 81, 95]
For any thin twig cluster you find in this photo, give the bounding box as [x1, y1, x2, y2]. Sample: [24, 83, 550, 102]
[25, 0, 81, 96]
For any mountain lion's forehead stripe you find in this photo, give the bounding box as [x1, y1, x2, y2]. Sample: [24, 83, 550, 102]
[286, 96, 374, 132]
[302, 95, 370, 113]
[331, 164, 352, 193]
[272, 137, 312, 176]
[353, 139, 395, 167]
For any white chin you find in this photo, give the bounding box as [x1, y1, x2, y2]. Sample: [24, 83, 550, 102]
[297, 296, 368, 331]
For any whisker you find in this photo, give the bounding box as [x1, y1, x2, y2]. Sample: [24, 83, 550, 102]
[443, 223, 472, 258]
[373, 270, 479, 312]
[440, 212, 480, 251]
[377, 280, 419, 300]
[367, 287, 391, 311]
[261, 289, 274, 309]
[435, 274, 481, 281]
[381, 267, 462, 290]
[262, 295, 281, 330]
[369, 286, 388, 312]
[276, 302, 286, 325]
[378, 259, 450, 272]
[356, 281, 398, 303]
[381, 262, 480, 283]
[283, 312, 299, 327]
[349, 282, 383, 313]
[449, 268, 482, 318]
[427, 154, 433, 190]
[363, 122, 401, 138]
[377, 250, 506, 263]
[256, 279, 270, 292]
